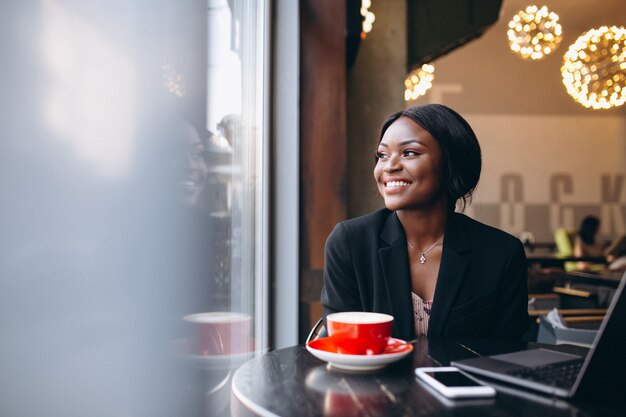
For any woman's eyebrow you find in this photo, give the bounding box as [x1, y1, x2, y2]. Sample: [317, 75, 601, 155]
[378, 139, 425, 147]
[400, 139, 424, 146]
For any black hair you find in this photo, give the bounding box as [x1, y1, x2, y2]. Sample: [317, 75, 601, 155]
[578, 215, 600, 245]
[376, 104, 482, 212]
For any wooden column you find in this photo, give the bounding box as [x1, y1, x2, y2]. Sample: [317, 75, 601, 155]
[299, 0, 348, 340]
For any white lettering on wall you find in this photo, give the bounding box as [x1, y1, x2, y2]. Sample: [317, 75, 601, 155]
[500, 174, 524, 234]
[601, 175, 626, 235]
[549, 174, 575, 231]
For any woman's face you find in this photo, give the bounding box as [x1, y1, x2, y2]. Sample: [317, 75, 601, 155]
[373, 117, 445, 211]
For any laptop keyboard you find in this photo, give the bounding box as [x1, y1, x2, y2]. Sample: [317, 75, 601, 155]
[506, 360, 583, 388]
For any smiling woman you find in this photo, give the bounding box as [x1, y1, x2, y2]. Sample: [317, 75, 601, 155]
[321, 104, 529, 342]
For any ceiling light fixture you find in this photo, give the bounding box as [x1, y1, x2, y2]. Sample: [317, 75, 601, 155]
[360, 0, 375, 38]
[404, 64, 435, 101]
[561, 26, 626, 109]
[507, 5, 562, 60]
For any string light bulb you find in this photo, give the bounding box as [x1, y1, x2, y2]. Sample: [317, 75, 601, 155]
[507, 5, 562, 60]
[404, 64, 435, 101]
[360, 0, 375, 38]
[561, 26, 626, 109]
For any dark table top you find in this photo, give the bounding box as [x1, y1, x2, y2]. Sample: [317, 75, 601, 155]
[558, 269, 624, 285]
[526, 253, 608, 268]
[231, 337, 623, 417]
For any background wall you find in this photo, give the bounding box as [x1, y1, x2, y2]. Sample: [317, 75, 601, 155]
[347, 0, 626, 243]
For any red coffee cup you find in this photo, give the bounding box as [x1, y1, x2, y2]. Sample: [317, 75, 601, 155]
[183, 312, 251, 356]
[326, 312, 393, 355]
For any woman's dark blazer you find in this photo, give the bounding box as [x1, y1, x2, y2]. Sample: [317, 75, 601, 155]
[321, 209, 529, 341]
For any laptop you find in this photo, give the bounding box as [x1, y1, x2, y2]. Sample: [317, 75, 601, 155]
[452, 270, 626, 399]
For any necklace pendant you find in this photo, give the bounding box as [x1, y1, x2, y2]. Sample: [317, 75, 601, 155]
[419, 253, 426, 264]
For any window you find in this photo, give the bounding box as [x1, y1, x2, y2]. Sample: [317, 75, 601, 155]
[0, 1, 270, 415]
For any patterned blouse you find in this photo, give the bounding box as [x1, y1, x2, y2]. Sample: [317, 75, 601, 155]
[411, 291, 433, 336]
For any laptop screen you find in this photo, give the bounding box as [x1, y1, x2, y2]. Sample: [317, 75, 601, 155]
[572, 269, 626, 398]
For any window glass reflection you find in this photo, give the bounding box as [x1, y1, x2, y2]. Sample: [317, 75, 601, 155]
[0, 1, 267, 416]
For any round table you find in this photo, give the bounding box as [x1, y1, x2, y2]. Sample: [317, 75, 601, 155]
[231, 337, 623, 417]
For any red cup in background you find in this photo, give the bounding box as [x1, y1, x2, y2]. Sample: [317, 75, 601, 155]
[326, 312, 393, 355]
[183, 312, 251, 356]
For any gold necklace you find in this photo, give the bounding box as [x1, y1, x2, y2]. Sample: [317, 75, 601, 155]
[407, 235, 444, 264]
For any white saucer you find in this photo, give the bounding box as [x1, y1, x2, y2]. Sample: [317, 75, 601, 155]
[306, 337, 413, 372]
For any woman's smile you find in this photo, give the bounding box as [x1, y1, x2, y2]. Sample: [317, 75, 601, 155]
[384, 178, 413, 193]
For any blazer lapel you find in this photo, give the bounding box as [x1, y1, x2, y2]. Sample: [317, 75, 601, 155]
[428, 213, 471, 336]
[377, 212, 415, 339]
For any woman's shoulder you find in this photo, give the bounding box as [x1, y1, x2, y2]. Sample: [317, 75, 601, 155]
[328, 208, 392, 242]
[452, 212, 523, 248]
[341, 208, 392, 229]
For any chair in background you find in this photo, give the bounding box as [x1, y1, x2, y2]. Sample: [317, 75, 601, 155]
[553, 286, 599, 309]
[305, 317, 326, 344]
[554, 228, 578, 271]
[554, 227, 606, 272]
[554, 283, 616, 308]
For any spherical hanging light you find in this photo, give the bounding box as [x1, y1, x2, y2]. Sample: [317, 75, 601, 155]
[507, 5, 562, 60]
[561, 26, 626, 109]
[404, 64, 435, 101]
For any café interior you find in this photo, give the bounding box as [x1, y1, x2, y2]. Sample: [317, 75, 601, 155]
[2, 0, 626, 416]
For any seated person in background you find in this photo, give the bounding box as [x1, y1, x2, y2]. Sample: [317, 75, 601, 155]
[573, 215, 605, 271]
[606, 234, 626, 272]
[321, 104, 529, 342]
[573, 215, 626, 272]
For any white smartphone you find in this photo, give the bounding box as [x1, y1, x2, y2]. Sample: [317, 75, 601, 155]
[415, 367, 496, 398]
